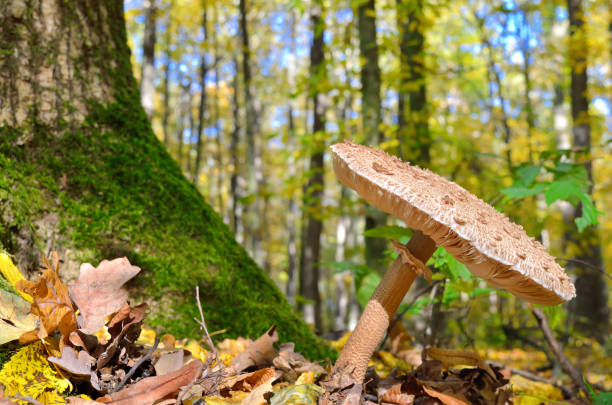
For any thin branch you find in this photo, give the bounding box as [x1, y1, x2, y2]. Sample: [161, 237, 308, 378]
[556, 258, 612, 280]
[195, 285, 218, 358]
[112, 337, 160, 393]
[530, 307, 590, 398]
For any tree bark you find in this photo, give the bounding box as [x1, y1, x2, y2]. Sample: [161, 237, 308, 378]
[193, 3, 208, 187]
[212, 1, 224, 216]
[161, 0, 173, 147]
[357, 0, 387, 272]
[566, 0, 609, 341]
[229, 56, 243, 239]
[239, 0, 262, 261]
[141, 0, 157, 120]
[285, 11, 298, 306]
[0, 0, 332, 361]
[300, 0, 326, 330]
[397, 0, 429, 165]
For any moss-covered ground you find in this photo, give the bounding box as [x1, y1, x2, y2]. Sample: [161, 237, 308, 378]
[0, 1, 334, 361]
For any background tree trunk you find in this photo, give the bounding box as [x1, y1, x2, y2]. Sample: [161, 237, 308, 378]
[0, 0, 332, 361]
[141, 0, 157, 120]
[357, 0, 387, 272]
[300, 0, 326, 330]
[161, 0, 173, 147]
[397, 0, 429, 165]
[193, 4, 208, 187]
[566, 0, 609, 341]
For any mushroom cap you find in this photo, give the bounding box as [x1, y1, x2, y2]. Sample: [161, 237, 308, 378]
[332, 141, 575, 305]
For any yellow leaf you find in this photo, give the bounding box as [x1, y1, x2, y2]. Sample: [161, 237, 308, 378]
[425, 347, 496, 378]
[0, 252, 32, 303]
[510, 375, 564, 405]
[0, 341, 71, 404]
[0, 289, 37, 345]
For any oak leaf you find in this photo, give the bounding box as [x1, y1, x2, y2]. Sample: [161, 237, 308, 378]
[69, 257, 141, 334]
[0, 289, 36, 345]
[16, 254, 77, 344]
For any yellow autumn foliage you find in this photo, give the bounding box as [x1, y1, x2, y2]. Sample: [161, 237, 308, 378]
[0, 341, 71, 404]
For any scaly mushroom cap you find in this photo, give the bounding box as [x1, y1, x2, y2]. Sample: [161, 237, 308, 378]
[332, 141, 575, 304]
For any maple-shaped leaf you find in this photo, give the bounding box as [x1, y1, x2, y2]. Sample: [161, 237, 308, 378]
[0, 289, 37, 345]
[16, 253, 77, 344]
[69, 257, 140, 334]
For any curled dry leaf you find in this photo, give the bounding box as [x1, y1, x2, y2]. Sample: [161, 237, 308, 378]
[231, 325, 278, 372]
[98, 360, 203, 405]
[379, 384, 415, 405]
[221, 367, 276, 394]
[0, 289, 36, 345]
[154, 349, 186, 376]
[422, 386, 470, 405]
[240, 370, 277, 405]
[97, 303, 147, 370]
[16, 255, 77, 345]
[69, 257, 141, 335]
[48, 346, 94, 377]
[425, 348, 496, 379]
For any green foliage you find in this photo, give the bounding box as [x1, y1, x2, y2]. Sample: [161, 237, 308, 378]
[585, 378, 612, 404]
[501, 154, 604, 232]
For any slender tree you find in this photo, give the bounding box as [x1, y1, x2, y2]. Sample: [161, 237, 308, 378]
[566, 0, 609, 341]
[141, 0, 157, 120]
[357, 0, 387, 271]
[212, 2, 224, 215]
[193, 1, 209, 186]
[397, 0, 430, 165]
[285, 11, 299, 306]
[300, 0, 326, 330]
[229, 56, 243, 238]
[161, 0, 174, 147]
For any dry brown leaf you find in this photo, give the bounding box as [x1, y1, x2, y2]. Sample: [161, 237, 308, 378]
[221, 367, 276, 393]
[379, 383, 415, 405]
[98, 360, 203, 405]
[48, 346, 93, 377]
[239, 370, 277, 405]
[97, 303, 147, 370]
[69, 257, 141, 334]
[422, 386, 470, 405]
[425, 348, 496, 379]
[16, 254, 77, 344]
[231, 326, 278, 372]
[155, 349, 186, 376]
[66, 398, 99, 404]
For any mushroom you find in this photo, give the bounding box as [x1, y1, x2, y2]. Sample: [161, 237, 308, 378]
[327, 141, 575, 383]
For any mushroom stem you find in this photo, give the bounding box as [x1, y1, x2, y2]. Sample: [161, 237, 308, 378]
[331, 231, 437, 382]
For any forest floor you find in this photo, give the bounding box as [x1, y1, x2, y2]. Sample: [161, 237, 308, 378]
[0, 254, 610, 405]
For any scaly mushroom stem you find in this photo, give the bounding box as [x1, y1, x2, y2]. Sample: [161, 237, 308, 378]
[331, 231, 437, 382]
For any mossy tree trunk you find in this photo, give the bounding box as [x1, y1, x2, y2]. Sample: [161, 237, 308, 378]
[0, 0, 332, 361]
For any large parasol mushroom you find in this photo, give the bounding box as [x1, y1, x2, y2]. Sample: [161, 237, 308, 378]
[327, 141, 575, 384]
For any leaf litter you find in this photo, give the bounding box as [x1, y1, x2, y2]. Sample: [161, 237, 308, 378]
[0, 252, 586, 404]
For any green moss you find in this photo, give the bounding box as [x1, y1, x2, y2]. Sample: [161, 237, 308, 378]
[0, 1, 335, 362]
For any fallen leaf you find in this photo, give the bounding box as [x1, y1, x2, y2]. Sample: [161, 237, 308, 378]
[425, 347, 496, 379]
[221, 367, 276, 393]
[69, 257, 140, 335]
[0, 341, 71, 402]
[269, 383, 325, 405]
[0, 252, 32, 302]
[48, 346, 93, 377]
[99, 360, 203, 404]
[16, 254, 77, 344]
[231, 326, 278, 372]
[379, 383, 414, 405]
[0, 289, 37, 345]
[97, 303, 147, 369]
[422, 386, 470, 405]
[155, 349, 186, 376]
[240, 370, 277, 405]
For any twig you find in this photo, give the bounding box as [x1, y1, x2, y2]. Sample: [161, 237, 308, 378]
[487, 361, 573, 398]
[12, 396, 44, 405]
[556, 258, 612, 280]
[195, 285, 218, 358]
[530, 307, 590, 398]
[112, 336, 160, 393]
